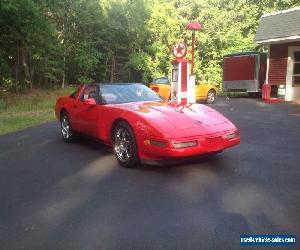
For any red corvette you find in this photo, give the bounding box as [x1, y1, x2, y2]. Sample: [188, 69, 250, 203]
[55, 83, 240, 167]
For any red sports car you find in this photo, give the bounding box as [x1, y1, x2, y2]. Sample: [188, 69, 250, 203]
[55, 83, 240, 167]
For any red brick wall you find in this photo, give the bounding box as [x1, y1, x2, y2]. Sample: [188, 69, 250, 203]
[268, 42, 300, 84]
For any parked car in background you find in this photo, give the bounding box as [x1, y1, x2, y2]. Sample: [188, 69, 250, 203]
[195, 81, 218, 104]
[149, 77, 218, 103]
[149, 77, 170, 101]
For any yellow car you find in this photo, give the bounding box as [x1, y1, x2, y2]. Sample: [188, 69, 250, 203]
[149, 77, 218, 104]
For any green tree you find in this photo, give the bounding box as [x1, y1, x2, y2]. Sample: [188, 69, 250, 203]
[0, 0, 299, 91]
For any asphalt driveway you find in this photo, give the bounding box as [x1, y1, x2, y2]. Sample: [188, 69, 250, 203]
[0, 98, 299, 249]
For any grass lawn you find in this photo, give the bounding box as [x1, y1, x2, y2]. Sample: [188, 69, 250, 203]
[0, 87, 75, 135]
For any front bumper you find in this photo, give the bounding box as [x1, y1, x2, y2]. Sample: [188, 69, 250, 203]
[138, 130, 240, 160]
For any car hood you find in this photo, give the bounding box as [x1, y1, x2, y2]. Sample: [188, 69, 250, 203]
[115, 101, 236, 137]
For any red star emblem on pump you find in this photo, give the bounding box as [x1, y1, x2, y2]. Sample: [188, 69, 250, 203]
[173, 42, 187, 58]
[173, 89, 177, 98]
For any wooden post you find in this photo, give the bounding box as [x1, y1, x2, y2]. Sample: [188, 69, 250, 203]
[191, 31, 195, 75]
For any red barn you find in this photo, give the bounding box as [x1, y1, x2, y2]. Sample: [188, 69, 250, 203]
[255, 7, 300, 101]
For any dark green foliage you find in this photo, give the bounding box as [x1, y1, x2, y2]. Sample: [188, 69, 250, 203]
[0, 0, 298, 91]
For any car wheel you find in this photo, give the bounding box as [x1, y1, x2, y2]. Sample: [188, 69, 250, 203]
[113, 122, 140, 168]
[60, 111, 75, 142]
[206, 90, 216, 104]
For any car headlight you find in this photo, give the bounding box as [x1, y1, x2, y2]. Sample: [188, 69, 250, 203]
[226, 132, 238, 139]
[172, 140, 198, 149]
[144, 139, 167, 148]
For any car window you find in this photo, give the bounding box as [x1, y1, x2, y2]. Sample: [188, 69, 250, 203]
[100, 84, 162, 104]
[80, 85, 97, 101]
[69, 90, 77, 99]
[154, 77, 169, 84]
[69, 85, 82, 98]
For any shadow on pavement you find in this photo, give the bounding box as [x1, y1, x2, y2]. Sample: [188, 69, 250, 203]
[0, 99, 300, 249]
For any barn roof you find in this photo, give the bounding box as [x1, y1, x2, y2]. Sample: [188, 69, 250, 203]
[254, 7, 300, 44]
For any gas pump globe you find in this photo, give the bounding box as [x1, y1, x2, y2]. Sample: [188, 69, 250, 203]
[171, 42, 195, 104]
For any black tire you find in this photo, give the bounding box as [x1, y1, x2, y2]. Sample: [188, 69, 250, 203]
[60, 111, 75, 143]
[206, 89, 216, 104]
[248, 92, 260, 98]
[207, 150, 223, 159]
[113, 121, 140, 168]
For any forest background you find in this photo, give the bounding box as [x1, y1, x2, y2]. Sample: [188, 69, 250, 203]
[0, 0, 299, 92]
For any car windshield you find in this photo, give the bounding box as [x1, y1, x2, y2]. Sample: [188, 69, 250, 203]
[100, 84, 162, 104]
[154, 77, 169, 84]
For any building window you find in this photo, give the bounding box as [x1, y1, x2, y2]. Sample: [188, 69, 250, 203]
[293, 51, 300, 86]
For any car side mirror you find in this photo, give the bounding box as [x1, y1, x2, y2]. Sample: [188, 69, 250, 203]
[84, 98, 96, 105]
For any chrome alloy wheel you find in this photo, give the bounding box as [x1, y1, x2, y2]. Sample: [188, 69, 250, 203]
[114, 127, 132, 163]
[207, 91, 216, 104]
[61, 115, 70, 139]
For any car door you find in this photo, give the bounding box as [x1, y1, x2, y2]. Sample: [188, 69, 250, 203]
[71, 84, 101, 137]
[195, 83, 208, 99]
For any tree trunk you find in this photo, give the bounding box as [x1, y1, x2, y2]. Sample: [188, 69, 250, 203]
[38, 74, 42, 88]
[62, 49, 66, 88]
[105, 55, 109, 81]
[61, 11, 66, 89]
[110, 53, 115, 83]
[62, 69, 65, 89]
[21, 47, 31, 88]
[15, 41, 20, 94]
[29, 66, 34, 89]
[28, 49, 34, 89]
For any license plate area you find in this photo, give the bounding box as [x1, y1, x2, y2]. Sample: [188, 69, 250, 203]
[206, 136, 223, 151]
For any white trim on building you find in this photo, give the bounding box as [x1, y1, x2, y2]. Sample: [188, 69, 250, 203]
[266, 44, 270, 84]
[256, 36, 300, 44]
[261, 7, 300, 17]
[286, 46, 300, 101]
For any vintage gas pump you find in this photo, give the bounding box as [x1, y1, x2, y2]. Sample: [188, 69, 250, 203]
[171, 42, 195, 104]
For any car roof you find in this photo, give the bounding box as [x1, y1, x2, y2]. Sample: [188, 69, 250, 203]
[155, 76, 168, 79]
[85, 82, 143, 86]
